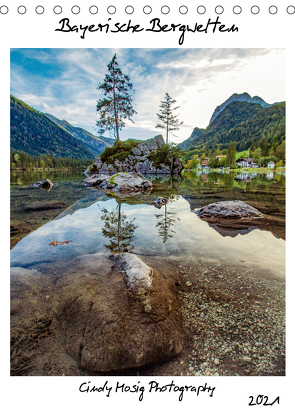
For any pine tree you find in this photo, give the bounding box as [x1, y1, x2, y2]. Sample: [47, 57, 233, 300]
[96, 54, 136, 143]
[156, 93, 183, 144]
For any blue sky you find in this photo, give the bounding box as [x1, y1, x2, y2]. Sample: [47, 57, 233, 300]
[10, 48, 285, 143]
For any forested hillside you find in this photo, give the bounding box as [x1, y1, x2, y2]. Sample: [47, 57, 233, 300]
[179, 127, 205, 150]
[44, 113, 115, 156]
[181, 101, 285, 155]
[10, 96, 96, 159]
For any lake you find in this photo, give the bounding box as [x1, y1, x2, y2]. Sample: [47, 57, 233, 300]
[10, 169, 285, 376]
[10, 169, 285, 274]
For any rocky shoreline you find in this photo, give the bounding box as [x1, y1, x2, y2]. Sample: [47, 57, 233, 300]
[10, 254, 285, 376]
[92, 258, 285, 377]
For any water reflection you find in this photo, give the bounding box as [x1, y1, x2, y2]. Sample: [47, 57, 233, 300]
[10, 195, 285, 277]
[100, 203, 137, 253]
[10, 170, 286, 271]
[10, 169, 85, 186]
[234, 172, 258, 181]
[181, 170, 285, 220]
[154, 201, 180, 243]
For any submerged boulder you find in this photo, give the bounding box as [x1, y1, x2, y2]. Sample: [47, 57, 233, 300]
[195, 200, 263, 219]
[23, 201, 66, 211]
[56, 252, 182, 372]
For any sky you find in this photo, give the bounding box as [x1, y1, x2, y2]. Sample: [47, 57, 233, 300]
[10, 48, 285, 144]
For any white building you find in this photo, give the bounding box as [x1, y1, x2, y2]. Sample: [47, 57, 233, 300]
[236, 158, 254, 168]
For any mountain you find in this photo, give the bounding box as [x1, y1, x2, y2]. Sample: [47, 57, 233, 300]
[10, 95, 114, 159]
[209, 92, 274, 124]
[179, 127, 205, 150]
[180, 97, 285, 153]
[44, 113, 115, 156]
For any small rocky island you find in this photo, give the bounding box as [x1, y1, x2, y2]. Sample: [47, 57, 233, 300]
[84, 135, 183, 176]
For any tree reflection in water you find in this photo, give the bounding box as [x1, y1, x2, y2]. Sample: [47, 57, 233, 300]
[100, 203, 137, 253]
[155, 200, 180, 243]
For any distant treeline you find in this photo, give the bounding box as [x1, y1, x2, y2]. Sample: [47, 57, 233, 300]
[10, 150, 93, 170]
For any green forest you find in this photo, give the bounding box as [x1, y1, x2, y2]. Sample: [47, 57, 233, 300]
[183, 101, 285, 167]
[10, 95, 96, 159]
[10, 150, 93, 170]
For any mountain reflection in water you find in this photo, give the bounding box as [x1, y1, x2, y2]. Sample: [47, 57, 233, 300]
[10, 170, 285, 277]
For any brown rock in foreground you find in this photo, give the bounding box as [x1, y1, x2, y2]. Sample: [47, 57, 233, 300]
[56, 253, 182, 372]
[11, 254, 182, 374]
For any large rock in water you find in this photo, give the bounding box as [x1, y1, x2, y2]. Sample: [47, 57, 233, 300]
[84, 135, 183, 175]
[195, 200, 263, 219]
[56, 253, 182, 372]
[82, 172, 153, 197]
[194, 200, 286, 239]
[30, 178, 53, 189]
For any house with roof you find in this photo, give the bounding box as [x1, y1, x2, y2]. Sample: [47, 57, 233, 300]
[201, 158, 209, 168]
[267, 161, 275, 169]
[236, 158, 254, 168]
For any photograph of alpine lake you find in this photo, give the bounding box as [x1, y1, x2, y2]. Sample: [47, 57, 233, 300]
[10, 48, 285, 377]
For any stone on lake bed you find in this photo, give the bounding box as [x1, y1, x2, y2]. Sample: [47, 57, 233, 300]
[55, 252, 182, 372]
[194, 200, 263, 219]
[23, 201, 66, 211]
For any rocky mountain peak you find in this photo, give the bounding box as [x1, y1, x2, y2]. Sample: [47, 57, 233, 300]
[209, 92, 271, 125]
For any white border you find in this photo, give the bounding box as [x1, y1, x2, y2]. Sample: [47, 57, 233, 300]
[1, 1, 294, 417]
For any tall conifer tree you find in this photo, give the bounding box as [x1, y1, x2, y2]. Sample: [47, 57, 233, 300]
[156, 93, 183, 144]
[96, 54, 136, 143]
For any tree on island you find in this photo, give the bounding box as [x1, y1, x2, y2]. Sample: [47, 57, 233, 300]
[96, 54, 137, 143]
[156, 93, 183, 144]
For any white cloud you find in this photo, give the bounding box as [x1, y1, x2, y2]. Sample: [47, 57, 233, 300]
[11, 48, 285, 143]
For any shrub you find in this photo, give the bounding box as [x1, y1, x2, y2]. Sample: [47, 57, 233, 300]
[100, 139, 141, 164]
[89, 163, 98, 173]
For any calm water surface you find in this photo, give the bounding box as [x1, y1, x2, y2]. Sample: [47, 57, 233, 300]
[10, 170, 285, 277]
